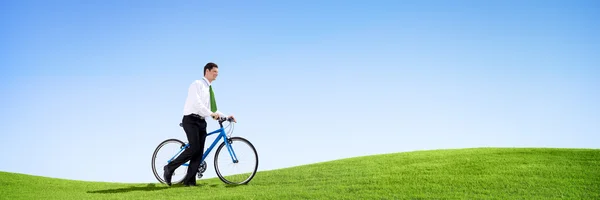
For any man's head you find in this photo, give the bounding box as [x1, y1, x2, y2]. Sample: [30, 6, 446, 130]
[204, 62, 219, 82]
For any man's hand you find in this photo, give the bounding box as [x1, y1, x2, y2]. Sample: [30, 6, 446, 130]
[228, 115, 237, 123]
[211, 113, 220, 120]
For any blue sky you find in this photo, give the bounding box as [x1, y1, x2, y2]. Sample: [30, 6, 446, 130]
[1, 0, 598, 183]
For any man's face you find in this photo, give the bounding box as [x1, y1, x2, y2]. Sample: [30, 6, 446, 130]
[206, 68, 219, 81]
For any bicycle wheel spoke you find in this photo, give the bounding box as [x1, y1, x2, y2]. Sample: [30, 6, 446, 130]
[214, 137, 258, 184]
[151, 139, 188, 184]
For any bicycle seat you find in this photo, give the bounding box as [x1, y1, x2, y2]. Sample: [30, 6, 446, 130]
[179, 123, 183, 127]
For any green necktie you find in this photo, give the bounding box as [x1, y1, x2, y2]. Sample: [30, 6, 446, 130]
[209, 85, 217, 112]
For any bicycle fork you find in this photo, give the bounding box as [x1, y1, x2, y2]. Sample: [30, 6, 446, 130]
[225, 138, 240, 163]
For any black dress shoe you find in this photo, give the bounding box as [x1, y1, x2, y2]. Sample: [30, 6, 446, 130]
[163, 165, 173, 186]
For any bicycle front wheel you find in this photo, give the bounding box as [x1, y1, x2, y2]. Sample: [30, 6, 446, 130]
[214, 137, 259, 185]
[151, 139, 188, 185]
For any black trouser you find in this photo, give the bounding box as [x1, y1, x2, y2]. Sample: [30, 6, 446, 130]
[166, 115, 207, 184]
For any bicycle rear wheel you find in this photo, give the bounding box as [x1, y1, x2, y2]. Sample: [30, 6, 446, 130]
[151, 139, 188, 184]
[214, 137, 259, 185]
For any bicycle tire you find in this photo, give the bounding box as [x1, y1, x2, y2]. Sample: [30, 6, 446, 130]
[151, 138, 187, 184]
[214, 137, 259, 185]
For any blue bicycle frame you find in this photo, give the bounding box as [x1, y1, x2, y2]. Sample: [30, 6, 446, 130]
[168, 122, 240, 167]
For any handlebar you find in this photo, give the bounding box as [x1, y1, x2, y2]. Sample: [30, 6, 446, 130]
[213, 116, 235, 127]
[216, 116, 234, 122]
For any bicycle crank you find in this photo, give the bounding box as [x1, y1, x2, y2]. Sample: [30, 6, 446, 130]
[197, 160, 207, 179]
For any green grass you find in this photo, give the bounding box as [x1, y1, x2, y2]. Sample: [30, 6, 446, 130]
[1, 148, 599, 199]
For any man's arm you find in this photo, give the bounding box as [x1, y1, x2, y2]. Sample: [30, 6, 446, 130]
[215, 110, 226, 118]
[190, 81, 213, 118]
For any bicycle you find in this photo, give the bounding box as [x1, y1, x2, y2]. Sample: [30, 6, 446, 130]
[151, 116, 259, 185]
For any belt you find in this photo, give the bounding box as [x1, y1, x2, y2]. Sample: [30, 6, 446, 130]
[185, 113, 205, 120]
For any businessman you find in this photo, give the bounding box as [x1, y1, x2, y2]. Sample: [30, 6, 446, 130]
[163, 62, 236, 186]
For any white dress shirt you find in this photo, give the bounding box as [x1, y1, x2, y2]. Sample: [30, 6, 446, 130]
[183, 77, 226, 118]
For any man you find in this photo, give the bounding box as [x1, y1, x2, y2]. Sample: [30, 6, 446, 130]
[163, 62, 236, 186]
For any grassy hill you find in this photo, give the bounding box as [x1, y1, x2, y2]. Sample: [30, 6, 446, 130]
[1, 148, 599, 199]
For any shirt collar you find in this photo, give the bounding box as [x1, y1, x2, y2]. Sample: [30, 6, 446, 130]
[202, 77, 211, 86]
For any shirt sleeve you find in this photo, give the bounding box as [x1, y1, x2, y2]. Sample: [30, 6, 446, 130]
[191, 81, 213, 118]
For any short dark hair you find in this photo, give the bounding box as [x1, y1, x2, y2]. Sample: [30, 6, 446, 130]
[203, 62, 218, 75]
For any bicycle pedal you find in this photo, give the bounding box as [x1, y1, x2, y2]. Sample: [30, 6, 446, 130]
[197, 173, 203, 179]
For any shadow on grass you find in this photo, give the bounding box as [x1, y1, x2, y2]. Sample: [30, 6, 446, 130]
[87, 184, 169, 194]
[87, 182, 247, 194]
[224, 183, 247, 188]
